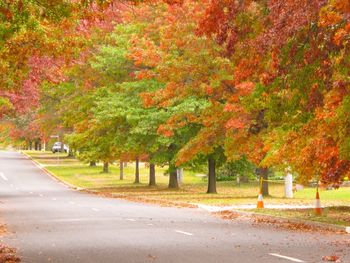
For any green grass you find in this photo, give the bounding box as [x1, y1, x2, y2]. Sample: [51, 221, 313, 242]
[24, 151, 350, 208]
[294, 187, 350, 200]
[249, 206, 350, 226]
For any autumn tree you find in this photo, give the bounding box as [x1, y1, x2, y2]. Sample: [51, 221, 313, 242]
[199, 0, 350, 186]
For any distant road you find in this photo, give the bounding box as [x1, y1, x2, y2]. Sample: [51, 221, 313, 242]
[0, 151, 348, 263]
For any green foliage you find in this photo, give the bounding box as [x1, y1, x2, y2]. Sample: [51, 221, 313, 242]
[217, 157, 256, 181]
[3, 0, 350, 187]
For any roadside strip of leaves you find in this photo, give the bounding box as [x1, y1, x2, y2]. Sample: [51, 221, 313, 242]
[213, 210, 347, 235]
[0, 245, 20, 263]
[0, 224, 20, 263]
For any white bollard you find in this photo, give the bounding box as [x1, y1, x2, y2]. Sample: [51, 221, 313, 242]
[284, 172, 293, 198]
[346, 227, 350, 234]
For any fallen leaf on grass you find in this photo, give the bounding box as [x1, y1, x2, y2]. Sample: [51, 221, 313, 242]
[251, 216, 346, 235]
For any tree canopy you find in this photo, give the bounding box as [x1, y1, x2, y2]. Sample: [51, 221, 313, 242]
[1, 0, 349, 188]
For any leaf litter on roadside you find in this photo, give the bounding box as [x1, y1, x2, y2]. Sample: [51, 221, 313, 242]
[212, 210, 347, 236]
[0, 244, 20, 263]
[322, 255, 341, 262]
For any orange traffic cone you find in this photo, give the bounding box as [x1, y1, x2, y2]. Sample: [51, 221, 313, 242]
[257, 190, 264, 209]
[315, 189, 322, 215]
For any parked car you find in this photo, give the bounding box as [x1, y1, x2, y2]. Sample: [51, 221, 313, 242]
[52, 142, 69, 153]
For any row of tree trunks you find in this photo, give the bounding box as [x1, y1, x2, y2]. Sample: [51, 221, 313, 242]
[97, 157, 225, 195]
[25, 140, 42, 150]
[118, 160, 156, 185]
[206, 157, 270, 195]
[86, 157, 268, 196]
[24, 140, 74, 152]
[134, 159, 157, 186]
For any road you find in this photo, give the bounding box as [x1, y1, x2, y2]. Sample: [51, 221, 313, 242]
[0, 150, 348, 263]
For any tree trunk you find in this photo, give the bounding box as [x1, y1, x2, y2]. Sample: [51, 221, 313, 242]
[120, 161, 124, 180]
[134, 158, 140, 183]
[258, 167, 269, 196]
[168, 164, 179, 189]
[103, 162, 109, 173]
[149, 163, 156, 186]
[89, 161, 96, 167]
[207, 156, 217, 194]
[68, 149, 74, 157]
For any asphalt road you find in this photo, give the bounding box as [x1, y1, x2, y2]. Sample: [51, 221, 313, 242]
[0, 150, 348, 263]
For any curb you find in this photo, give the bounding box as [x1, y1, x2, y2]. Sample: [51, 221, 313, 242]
[20, 151, 85, 192]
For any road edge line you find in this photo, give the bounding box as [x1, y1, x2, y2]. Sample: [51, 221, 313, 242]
[269, 253, 305, 262]
[20, 151, 84, 192]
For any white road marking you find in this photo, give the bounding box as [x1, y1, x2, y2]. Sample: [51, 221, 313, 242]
[126, 219, 136, 222]
[29, 192, 33, 194]
[147, 223, 154, 226]
[69, 201, 76, 205]
[175, 230, 193, 236]
[39, 194, 44, 197]
[269, 253, 306, 262]
[0, 172, 8, 181]
[52, 198, 57, 201]
[91, 208, 99, 212]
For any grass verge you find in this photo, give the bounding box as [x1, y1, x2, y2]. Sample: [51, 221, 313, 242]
[247, 206, 350, 226]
